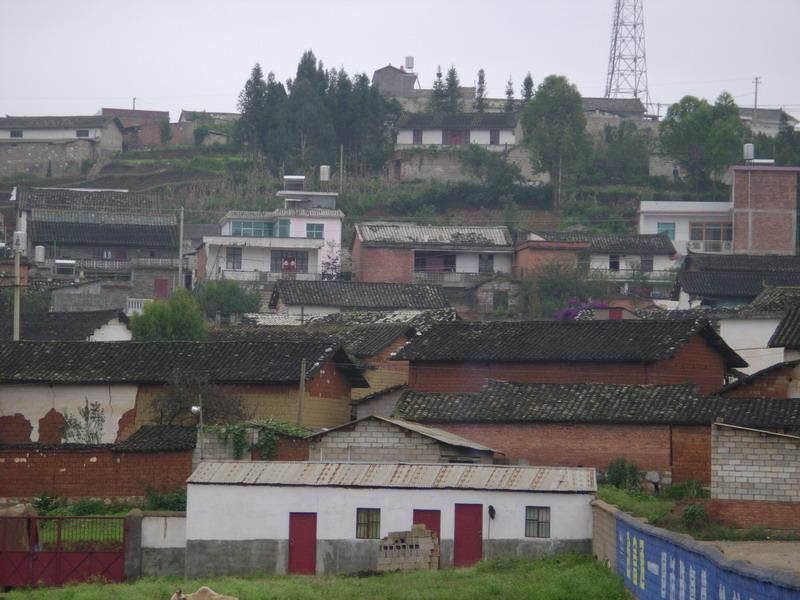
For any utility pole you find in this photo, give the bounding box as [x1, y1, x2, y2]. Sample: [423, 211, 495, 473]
[133, 97, 136, 110]
[296, 359, 306, 426]
[178, 206, 184, 288]
[12, 233, 21, 341]
[752, 76, 761, 130]
[339, 144, 344, 193]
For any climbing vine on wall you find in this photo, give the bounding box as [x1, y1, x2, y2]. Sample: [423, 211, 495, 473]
[203, 419, 311, 460]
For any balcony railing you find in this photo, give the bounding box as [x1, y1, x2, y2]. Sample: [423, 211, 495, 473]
[685, 240, 733, 254]
[40, 257, 180, 271]
[126, 298, 153, 314]
[220, 270, 322, 282]
[413, 271, 495, 286]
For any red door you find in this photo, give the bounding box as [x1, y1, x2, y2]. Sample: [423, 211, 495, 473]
[413, 509, 441, 541]
[153, 278, 168, 298]
[288, 513, 316, 575]
[453, 504, 482, 567]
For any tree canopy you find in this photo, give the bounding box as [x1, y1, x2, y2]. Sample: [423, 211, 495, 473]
[129, 289, 208, 341]
[194, 281, 261, 318]
[444, 66, 463, 112]
[474, 69, 487, 112]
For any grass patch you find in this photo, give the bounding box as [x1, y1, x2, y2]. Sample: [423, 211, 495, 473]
[4, 555, 628, 600]
[597, 484, 676, 524]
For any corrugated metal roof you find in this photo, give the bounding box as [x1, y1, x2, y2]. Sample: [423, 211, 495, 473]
[357, 222, 513, 249]
[188, 461, 596, 493]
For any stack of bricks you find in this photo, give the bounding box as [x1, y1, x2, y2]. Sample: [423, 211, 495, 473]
[376, 524, 439, 572]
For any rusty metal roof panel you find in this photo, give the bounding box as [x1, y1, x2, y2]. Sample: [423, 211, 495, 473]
[188, 461, 596, 493]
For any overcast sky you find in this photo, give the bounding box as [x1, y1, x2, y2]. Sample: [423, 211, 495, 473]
[2, 0, 798, 121]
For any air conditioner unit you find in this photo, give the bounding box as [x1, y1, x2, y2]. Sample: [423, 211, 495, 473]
[687, 241, 703, 251]
[721, 241, 732, 251]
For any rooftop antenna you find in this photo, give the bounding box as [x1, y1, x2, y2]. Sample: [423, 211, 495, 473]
[605, 0, 651, 112]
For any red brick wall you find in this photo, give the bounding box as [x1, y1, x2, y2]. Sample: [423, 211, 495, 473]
[352, 239, 413, 283]
[720, 365, 793, 398]
[0, 414, 33, 443]
[274, 437, 310, 461]
[306, 357, 353, 399]
[408, 333, 726, 394]
[513, 242, 583, 278]
[732, 169, 798, 255]
[671, 426, 711, 483]
[434, 422, 673, 473]
[706, 499, 800, 529]
[0, 447, 192, 500]
[195, 245, 207, 282]
[37, 409, 65, 445]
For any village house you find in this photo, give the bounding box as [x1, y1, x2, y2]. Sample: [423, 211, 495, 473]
[306, 415, 499, 463]
[14, 186, 182, 302]
[0, 115, 125, 178]
[197, 183, 343, 283]
[100, 107, 170, 149]
[0, 309, 131, 342]
[395, 379, 800, 485]
[185, 461, 596, 576]
[393, 319, 747, 394]
[0, 340, 367, 444]
[395, 112, 518, 150]
[352, 222, 514, 286]
[739, 107, 799, 137]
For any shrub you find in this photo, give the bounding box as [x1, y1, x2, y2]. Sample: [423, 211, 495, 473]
[70, 499, 106, 516]
[606, 458, 641, 490]
[680, 504, 709, 532]
[145, 488, 187, 511]
[662, 480, 708, 501]
[32, 492, 61, 514]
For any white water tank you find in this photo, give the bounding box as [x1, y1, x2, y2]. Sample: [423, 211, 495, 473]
[743, 143, 755, 161]
[34, 245, 45, 263]
[405, 56, 415, 70]
[320, 165, 331, 182]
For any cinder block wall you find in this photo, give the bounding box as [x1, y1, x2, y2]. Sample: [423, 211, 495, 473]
[309, 419, 443, 462]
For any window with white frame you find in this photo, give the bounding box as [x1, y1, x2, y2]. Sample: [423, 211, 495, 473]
[231, 220, 274, 238]
[226, 247, 242, 270]
[306, 223, 324, 239]
[525, 506, 550, 538]
[657, 222, 676, 241]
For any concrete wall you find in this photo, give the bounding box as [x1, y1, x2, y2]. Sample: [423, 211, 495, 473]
[588, 253, 677, 280]
[140, 512, 187, 577]
[0, 139, 95, 178]
[89, 318, 133, 342]
[185, 484, 593, 576]
[718, 317, 782, 374]
[638, 201, 732, 256]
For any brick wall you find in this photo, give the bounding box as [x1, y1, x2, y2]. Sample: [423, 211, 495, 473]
[705, 499, 800, 530]
[407, 334, 727, 394]
[352, 339, 410, 400]
[352, 240, 413, 283]
[513, 242, 583, 278]
[719, 364, 794, 398]
[0, 446, 192, 500]
[711, 424, 800, 502]
[732, 169, 798, 255]
[0, 413, 33, 443]
[671, 426, 711, 483]
[0, 140, 95, 178]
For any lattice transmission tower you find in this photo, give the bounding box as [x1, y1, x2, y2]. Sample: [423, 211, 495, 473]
[604, 0, 651, 110]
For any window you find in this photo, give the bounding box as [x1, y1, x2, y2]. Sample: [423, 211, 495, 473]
[443, 130, 469, 146]
[478, 254, 494, 274]
[10, 130, 22, 138]
[489, 129, 500, 145]
[226, 247, 242, 270]
[101, 249, 113, 260]
[231, 220, 274, 238]
[415, 252, 456, 272]
[306, 223, 324, 239]
[356, 508, 381, 539]
[76, 129, 89, 138]
[412, 129, 423, 144]
[276, 219, 291, 238]
[609, 255, 620, 272]
[640, 256, 654, 273]
[690, 222, 732, 252]
[657, 222, 676, 241]
[271, 250, 308, 273]
[525, 506, 550, 538]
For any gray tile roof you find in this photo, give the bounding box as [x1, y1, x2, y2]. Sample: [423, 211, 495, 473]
[0, 310, 124, 341]
[686, 254, 800, 273]
[748, 286, 800, 312]
[356, 222, 513, 249]
[270, 280, 451, 310]
[677, 271, 800, 300]
[396, 379, 800, 429]
[739, 107, 799, 125]
[393, 319, 746, 368]
[714, 360, 800, 395]
[768, 306, 800, 349]
[582, 97, 646, 116]
[30, 221, 178, 247]
[16, 187, 164, 213]
[396, 112, 518, 130]
[115, 425, 196, 453]
[526, 231, 675, 254]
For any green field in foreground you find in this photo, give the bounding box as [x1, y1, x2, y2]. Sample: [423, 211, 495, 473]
[5, 555, 627, 600]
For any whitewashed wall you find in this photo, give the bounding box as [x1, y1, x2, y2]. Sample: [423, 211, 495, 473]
[454, 252, 512, 274]
[89, 319, 133, 342]
[719, 318, 783, 374]
[186, 485, 593, 542]
[0, 127, 105, 140]
[142, 514, 187, 549]
[0, 384, 137, 442]
[422, 130, 443, 145]
[638, 201, 732, 256]
[588, 253, 677, 278]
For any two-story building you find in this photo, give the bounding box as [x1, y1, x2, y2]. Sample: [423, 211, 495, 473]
[352, 222, 514, 286]
[395, 112, 518, 149]
[197, 188, 343, 283]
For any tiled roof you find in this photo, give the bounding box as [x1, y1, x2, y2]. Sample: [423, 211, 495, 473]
[714, 360, 800, 395]
[396, 112, 518, 130]
[30, 221, 178, 247]
[748, 286, 800, 312]
[115, 425, 196, 453]
[686, 254, 800, 273]
[210, 323, 410, 358]
[676, 271, 800, 300]
[393, 319, 746, 367]
[0, 116, 121, 130]
[582, 97, 646, 115]
[396, 380, 800, 429]
[307, 308, 459, 330]
[0, 341, 367, 386]
[16, 187, 164, 213]
[739, 107, 799, 125]
[769, 306, 800, 349]
[526, 231, 674, 254]
[270, 280, 451, 310]
[356, 222, 513, 249]
[0, 310, 124, 341]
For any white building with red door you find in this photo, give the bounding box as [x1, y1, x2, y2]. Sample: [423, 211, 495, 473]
[184, 461, 595, 577]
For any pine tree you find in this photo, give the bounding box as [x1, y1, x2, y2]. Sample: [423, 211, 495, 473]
[236, 63, 268, 156]
[521, 72, 534, 103]
[474, 69, 487, 112]
[430, 66, 446, 112]
[444, 65, 462, 112]
[504, 77, 515, 112]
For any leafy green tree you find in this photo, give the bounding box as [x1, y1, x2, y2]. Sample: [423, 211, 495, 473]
[474, 69, 487, 112]
[444, 66, 463, 112]
[523, 262, 606, 318]
[194, 281, 261, 318]
[504, 77, 515, 112]
[596, 121, 650, 180]
[429, 66, 446, 112]
[775, 115, 800, 165]
[130, 289, 208, 341]
[521, 75, 590, 207]
[521, 72, 534, 103]
[236, 63, 268, 156]
[658, 92, 747, 187]
[458, 146, 523, 195]
[287, 78, 336, 166]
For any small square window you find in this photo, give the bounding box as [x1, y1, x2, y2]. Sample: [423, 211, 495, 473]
[657, 222, 675, 241]
[306, 223, 324, 239]
[609, 255, 620, 272]
[76, 129, 89, 138]
[525, 506, 550, 538]
[412, 129, 423, 144]
[10, 130, 22, 138]
[356, 508, 380, 539]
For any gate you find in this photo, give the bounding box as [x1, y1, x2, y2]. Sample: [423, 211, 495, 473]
[0, 516, 126, 588]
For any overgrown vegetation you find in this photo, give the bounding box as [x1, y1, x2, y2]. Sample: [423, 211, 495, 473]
[194, 280, 261, 318]
[144, 488, 187, 512]
[62, 399, 106, 444]
[3, 555, 629, 600]
[204, 418, 311, 459]
[521, 262, 607, 318]
[129, 289, 208, 341]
